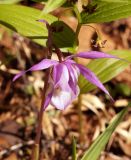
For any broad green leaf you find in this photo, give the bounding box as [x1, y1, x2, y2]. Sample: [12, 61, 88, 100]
[81, 107, 127, 160]
[0, 5, 75, 51]
[79, 50, 131, 93]
[81, 1, 131, 23]
[51, 20, 75, 50]
[42, 0, 66, 14]
[72, 137, 77, 160]
[31, 0, 47, 2]
[0, 0, 22, 4]
[115, 83, 131, 97]
[94, 0, 131, 2]
[0, 4, 56, 45]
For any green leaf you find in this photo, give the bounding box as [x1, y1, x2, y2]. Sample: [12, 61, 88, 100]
[94, 0, 131, 2]
[31, 0, 47, 2]
[79, 50, 131, 93]
[42, 0, 66, 14]
[0, 4, 75, 51]
[0, 4, 56, 45]
[51, 21, 75, 50]
[72, 137, 77, 160]
[81, 1, 131, 23]
[81, 107, 127, 160]
[115, 83, 131, 97]
[0, 0, 22, 4]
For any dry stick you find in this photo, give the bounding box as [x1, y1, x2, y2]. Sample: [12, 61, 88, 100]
[0, 140, 34, 159]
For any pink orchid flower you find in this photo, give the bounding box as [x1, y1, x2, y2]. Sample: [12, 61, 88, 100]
[13, 51, 119, 110]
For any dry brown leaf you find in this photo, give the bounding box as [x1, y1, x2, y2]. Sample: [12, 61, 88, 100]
[0, 112, 11, 123]
[83, 94, 105, 109]
[115, 99, 129, 108]
[81, 94, 108, 117]
[82, 98, 99, 116]
[42, 112, 54, 139]
[101, 152, 130, 160]
[116, 128, 131, 143]
[3, 153, 18, 160]
[52, 117, 66, 137]
[92, 125, 101, 140]
[0, 136, 9, 148]
[119, 139, 131, 157]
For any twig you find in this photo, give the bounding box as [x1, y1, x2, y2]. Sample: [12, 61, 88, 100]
[0, 140, 34, 159]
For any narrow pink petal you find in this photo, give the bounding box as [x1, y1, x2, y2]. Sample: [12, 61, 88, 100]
[53, 63, 64, 85]
[13, 59, 58, 81]
[65, 62, 79, 94]
[76, 64, 114, 101]
[27, 59, 58, 71]
[13, 71, 25, 81]
[66, 51, 120, 60]
[43, 91, 53, 110]
[43, 79, 54, 110]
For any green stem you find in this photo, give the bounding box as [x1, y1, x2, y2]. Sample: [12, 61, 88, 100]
[73, 4, 82, 52]
[73, 4, 82, 24]
[72, 136, 77, 160]
[77, 94, 83, 142]
[73, 4, 84, 142]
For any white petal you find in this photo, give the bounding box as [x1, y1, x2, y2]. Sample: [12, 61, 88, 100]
[51, 84, 80, 110]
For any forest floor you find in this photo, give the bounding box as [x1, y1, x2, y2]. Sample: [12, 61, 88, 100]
[0, 2, 131, 160]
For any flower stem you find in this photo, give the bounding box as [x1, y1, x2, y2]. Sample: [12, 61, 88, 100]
[73, 4, 82, 24]
[73, 4, 82, 50]
[73, 4, 84, 142]
[31, 69, 50, 160]
[53, 44, 63, 62]
[31, 21, 53, 160]
[77, 94, 83, 142]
